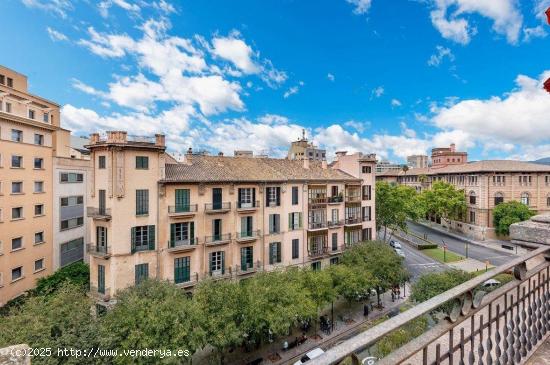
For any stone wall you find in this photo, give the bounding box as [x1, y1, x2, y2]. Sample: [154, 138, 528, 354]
[510, 214, 550, 248]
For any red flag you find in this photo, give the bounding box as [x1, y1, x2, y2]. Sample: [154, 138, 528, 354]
[545, 78, 550, 93]
[546, 7, 550, 25]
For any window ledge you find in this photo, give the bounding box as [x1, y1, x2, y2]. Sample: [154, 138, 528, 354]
[34, 192, 45, 194]
[10, 192, 25, 196]
[33, 214, 45, 218]
[10, 276, 25, 284]
[33, 268, 46, 274]
[33, 168, 45, 171]
[34, 241, 46, 246]
[10, 247, 25, 253]
[11, 218, 25, 222]
[136, 214, 149, 217]
[10, 167, 24, 170]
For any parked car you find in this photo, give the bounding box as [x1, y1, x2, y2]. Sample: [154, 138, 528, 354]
[394, 248, 405, 258]
[482, 279, 501, 288]
[389, 240, 397, 247]
[392, 242, 402, 249]
[294, 348, 325, 365]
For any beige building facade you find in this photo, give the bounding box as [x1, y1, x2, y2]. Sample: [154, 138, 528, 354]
[86, 132, 376, 305]
[0, 65, 67, 305]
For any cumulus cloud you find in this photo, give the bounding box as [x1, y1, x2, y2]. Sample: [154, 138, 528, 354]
[429, 0, 523, 45]
[346, 0, 372, 15]
[427, 45, 455, 67]
[211, 32, 261, 74]
[46, 27, 68, 41]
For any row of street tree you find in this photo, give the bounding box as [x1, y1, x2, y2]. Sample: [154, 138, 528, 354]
[0, 241, 407, 365]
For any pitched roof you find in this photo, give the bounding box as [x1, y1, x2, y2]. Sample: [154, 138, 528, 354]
[395, 160, 550, 176]
[163, 155, 359, 183]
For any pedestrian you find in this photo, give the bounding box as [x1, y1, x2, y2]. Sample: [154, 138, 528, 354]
[364, 303, 369, 316]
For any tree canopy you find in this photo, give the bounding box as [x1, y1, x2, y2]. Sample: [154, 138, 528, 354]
[420, 181, 467, 224]
[493, 200, 535, 236]
[410, 270, 472, 313]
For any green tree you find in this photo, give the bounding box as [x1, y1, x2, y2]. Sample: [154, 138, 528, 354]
[193, 279, 243, 364]
[99, 279, 204, 364]
[34, 261, 90, 296]
[420, 181, 467, 226]
[240, 270, 316, 346]
[493, 200, 535, 236]
[411, 270, 472, 313]
[0, 283, 99, 365]
[329, 264, 376, 313]
[299, 268, 338, 332]
[376, 182, 424, 241]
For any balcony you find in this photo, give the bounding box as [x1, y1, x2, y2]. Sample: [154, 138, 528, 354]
[205, 233, 232, 246]
[204, 202, 231, 214]
[308, 221, 328, 231]
[344, 217, 362, 226]
[327, 195, 344, 204]
[328, 220, 344, 228]
[345, 195, 361, 203]
[168, 204, 198, 218]
[236, 200, 260, 212]
[236, 230, 261, 243]
[87, 207, 111, 220]
[236, 260, 262, 276]
[328, 245, 345, 255]
[309, 197, 328, 207]
[87, 244, 111, 258]
[308, 246, 328, 258]
[208, 267, 233, 280]
[175, 272, 199, 289]
[316, 244, 550, 365]
[90, 286, 111, 302]
[168, 237, 199, 253]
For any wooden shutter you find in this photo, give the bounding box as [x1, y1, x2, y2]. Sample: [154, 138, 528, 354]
[276, 243, 281, 263]
[252, 188, 256, 205]
[148, 225, 155, 250]
[276, 187, 281, 206]
[131, 227, 136, 253]
[241, 247, 246, 271]
[288, 213, 292, 230]
[275, 214, 280, 232]
[266, 187, 270, 205]
[208, 253, 213, 275]
[190, 222, 195, 243]
[221, 251, 225, 274]
[269, 244, 274, 265]
[298, 213, 303, 228]
[170, 223, 176, 247]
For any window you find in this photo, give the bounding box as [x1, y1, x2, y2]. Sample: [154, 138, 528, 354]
[469, 211, 476, 224]
[240, 246, 254, 271]
[266, 186, 281, 206]
[292, 239, 299, 259]
[34, 232, 44, 244]
[12, 237, 23, 250]
[135, 263, 149, 285]
[174, 256, 191, 283]
[60, 238, 85, 267]
[209, 251, 225, 275]
[547, 196, 550, 207]
[288, 212, 302, 230]
[468, 175, 478, 185]
[0, 75, 4, 84]
[28, 109, 35, 119]
[269, 242, 282, 264]
[11, 129, 22, 142]
[12, 267, 23, 282]
[362, 228, 372, 241]
[11, 181, 22, 194]
[494, 193, 504, 206]
[521, 192, 530, 206]
[98, 155, 106, 169]
[60, 172, 83, 183]
[34, 181, 44, 193]
[11, 155, 23, 168]
[98, 265, 105, 294]
[240, 216, 253, 236]
[34, 158, 44, 169]
[136, 156, 149, 169]
[469, 191, 476, 205]
[519, 175, 532, 185]
[362, 206, 371, 221]
[174, 189, 191, 212]
[332, 233, 338, 251]
[43, 113, 49, 123]
[136, 189, 149, 215]
[34, 134, 44, 145]
[60, 196, 83, 206]
[34, 259, 44, 272]
[12, 207, 23, 219]
[269, 214, 280, 233]
[7, 77, 13, 87]
[492, 175, 505, 185]
[362, 165, 372, 174]
[292, 186, 299, 205]
[331, 209, 339, 223]
[61, 217, 84, 230]
[238, 188, 254, 208]
[330, 257, 339, 265]
[311, 261, 321, 271]
[131, 225, 155, 252]
[34, 204, 44, 216]
[362, 185, 372, 200]
[5, 102, 11, 113]
[170, 222, 195, 246]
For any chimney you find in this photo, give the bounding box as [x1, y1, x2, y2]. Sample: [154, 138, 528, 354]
[303, 158, 310, 169]
[450, 143, 456, 152]
[90, 133, 100, 144]
[155, 134, 165, 147]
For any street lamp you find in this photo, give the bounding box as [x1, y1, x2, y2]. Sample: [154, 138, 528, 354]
[465, 241, 469, 258]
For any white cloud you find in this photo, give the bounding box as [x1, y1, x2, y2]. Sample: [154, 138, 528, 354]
[346, 0, 372, 15]
[534, 0, 550, 22]
[97, 0, 140, 18]
[344, 120, 370, 133]
[327, 73, 335, 82]
[429, 0, 523, 45]
[372, 86, 384, 98]
[283, 81, 304, 99]
[391, 99, 402, 107]
[21, 0, 73, 18]
[211, 32, 261, 74]
[46, 27, 68, 41]
[427, 45, 455, 67]
[153, 0, 176, 14]
[523, 26, 547, 42]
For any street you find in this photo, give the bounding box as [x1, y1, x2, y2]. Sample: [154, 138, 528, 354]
[399, 238, 446, 280]
[405, 221, 516, 266]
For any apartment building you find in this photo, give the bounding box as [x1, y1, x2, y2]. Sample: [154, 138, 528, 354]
[377, 160, 550, 240]
[431, 143, 467, 167]
[0, 65, 68, 305]
[86, 132, 376, 305]
[287, 129, 327, 161]
[407, 154, 429, 169]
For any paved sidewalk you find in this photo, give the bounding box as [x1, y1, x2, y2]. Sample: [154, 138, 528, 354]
[447, 258, 494, 272]
[199, 286, 410, 365]
[415, 220, 526, 256]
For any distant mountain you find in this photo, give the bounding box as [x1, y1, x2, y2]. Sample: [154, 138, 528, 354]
[533, 157, 550, 165]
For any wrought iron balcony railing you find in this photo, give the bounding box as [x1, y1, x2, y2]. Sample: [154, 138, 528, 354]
[204, 202, 231, 212]
[345, 217, 362, 225]
[316, 246, 550, 365]
[309, 197, 328, 205]
[168, 204, 198, 215]
[308, 221, 328, 230]
[328, 220, 344, 228]
[236, 200, 260, 210]
[205, 233, 232, 245]
[328, 195, 344, 203]
[87, 207, 111, 220]
[236, 230, 261, 241]
[168, 237, 199, 250]
[87, 244, 111, 257]
[308, 246, 328, 258]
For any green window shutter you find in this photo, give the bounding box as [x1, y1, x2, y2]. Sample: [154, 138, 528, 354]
[183, 257, 190, 282]
[170, 224, 176, 247]
[298, 213, 303, 228]
[148, 225, 155, 250]
[269, 244, 274, 265]
[131, 227, 136, 253]
[288, 213, 292, 230]
[277, 243, 281, 263]
[221, 252, 225, 275]
[241, 247, 246, 271]
[190, 222, 195, 244]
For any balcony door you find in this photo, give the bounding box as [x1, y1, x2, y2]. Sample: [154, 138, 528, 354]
[213, 219, 222, 241]
[99, 189, 106, 215]
[175, 189, 190, 212]
[212, 188, 222, 210]
[241, 216, 253, 236]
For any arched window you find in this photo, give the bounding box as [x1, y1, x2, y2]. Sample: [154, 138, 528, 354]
[521, 192, 530, 206]
[494, 192, 504, 206]
[469, 191, 476, 205]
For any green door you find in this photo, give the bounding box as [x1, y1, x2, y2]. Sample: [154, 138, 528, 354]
[175, 189, 190, 212]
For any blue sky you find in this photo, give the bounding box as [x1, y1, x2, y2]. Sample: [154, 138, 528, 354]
[1, 0, 550, 162]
